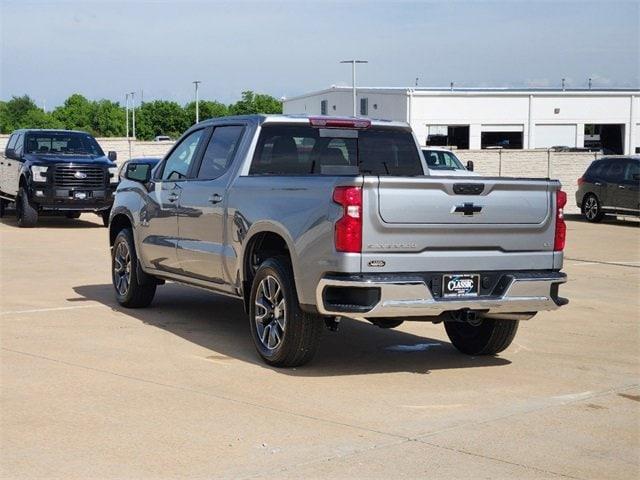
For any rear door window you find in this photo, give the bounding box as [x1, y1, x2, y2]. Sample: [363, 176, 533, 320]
[196, 126, 244, 179]
[604, 161, 625, 182]
[623, 160, 640, 182]
[249, 124, 423, 176]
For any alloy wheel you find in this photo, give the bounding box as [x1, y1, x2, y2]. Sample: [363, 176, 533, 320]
[585, 196, 598, 220]
[113, 241, 132, 296]
[254, 275, 286, 351]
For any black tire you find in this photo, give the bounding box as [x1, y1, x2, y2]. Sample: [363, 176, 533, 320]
[0, 198, 7, 218]
[112, 228, 156, 308]
[248, 256, 322, 367]
[582, 194, 605, 223]
[16, 187, 38, 228]
[444, 318, 519, 355]
[65, 211, 81, 219]
[101, 209, 110, 227]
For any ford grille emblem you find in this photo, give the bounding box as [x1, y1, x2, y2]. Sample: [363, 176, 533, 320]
[74, 171, 87, 179]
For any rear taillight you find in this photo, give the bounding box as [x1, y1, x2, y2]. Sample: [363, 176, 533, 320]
[577, 176, 585, 186]
[333, 186, 362, 253]
[554, 190, 567, 252]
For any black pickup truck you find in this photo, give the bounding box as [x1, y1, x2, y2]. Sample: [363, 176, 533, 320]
[0, 129, 118, 227]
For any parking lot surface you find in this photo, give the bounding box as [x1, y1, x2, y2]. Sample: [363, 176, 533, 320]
[1, 213, 638, 479]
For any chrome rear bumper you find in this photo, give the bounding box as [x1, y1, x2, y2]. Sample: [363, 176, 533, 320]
[316, 272, 567, 320]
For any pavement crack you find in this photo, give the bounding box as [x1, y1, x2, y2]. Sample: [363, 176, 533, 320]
[412, 383, 639, 442]
[419, 441, 586, 479]
[1, 347, 407, 442]
[565, 257, 640, 269]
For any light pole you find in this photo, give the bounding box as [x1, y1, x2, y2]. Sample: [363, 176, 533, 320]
[125, 93, 130, 138]
[193, 80, 201, 123]
[130, 92, 136, 140]
[340, 60, 367, 116]
[125, 93, 131, 158]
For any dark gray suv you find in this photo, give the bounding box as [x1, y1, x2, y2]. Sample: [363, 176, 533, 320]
[576, 156, 640, 222]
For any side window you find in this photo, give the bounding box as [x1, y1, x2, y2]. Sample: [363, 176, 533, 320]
[360, 98, 368, 116]
[320, 100, 328, 116]
[604, 161, 625, 182]
[623, 160, 640, 182]
[587, 161, 603, 178]
[13, 134, 24, 156]
[197, 126, 244, 179]
[6, 134, 17, 152]
[160, 129, 204, 181]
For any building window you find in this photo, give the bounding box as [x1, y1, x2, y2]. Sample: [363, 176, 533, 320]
[426, 125, 469, 149]
[584, 124, 625, 154]
[360, 98, 368, 116]
[481, 131, 523, 149]
[320, 100, 328, 116]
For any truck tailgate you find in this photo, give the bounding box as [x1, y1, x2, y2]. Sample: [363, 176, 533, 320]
[361, 176, 561, 272]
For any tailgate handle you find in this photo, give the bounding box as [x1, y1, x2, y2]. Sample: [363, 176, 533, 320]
[453, 183, 485, 195]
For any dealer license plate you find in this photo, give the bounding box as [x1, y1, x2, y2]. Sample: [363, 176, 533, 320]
[73, 191, 88, 200]
[443, 274, 480, 297]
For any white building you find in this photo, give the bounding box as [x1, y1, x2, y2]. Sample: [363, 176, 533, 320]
[283, 87, 640, 155]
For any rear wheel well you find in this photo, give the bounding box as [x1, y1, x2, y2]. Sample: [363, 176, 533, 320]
[110, 214, 132, 246]
[243, 232, 290, 310]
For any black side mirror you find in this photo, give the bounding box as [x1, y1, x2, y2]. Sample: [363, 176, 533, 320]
[108, 151, 117, 161]
[5, 148, 18, 160]
[466, 160, 474, 172]
[124, 162, 152, 183]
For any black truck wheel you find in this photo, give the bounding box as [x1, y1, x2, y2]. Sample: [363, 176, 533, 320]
[112, 228, 156, 308]
[249, 257, 322, 367]
[16, 188, 38, 228]
[0, 198, 7, 218]
[444, 317, 519, 355]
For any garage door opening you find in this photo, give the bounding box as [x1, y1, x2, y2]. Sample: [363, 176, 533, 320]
[426, 125, 469, 149]
[584, 124, 625, 154]
[481, 131, 523, 149]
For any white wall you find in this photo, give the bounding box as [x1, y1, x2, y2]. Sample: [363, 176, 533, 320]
[284, 89, 639, 153]
[283, 89, 408, 121]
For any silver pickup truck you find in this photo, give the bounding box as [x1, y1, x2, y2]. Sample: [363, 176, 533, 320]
[109, 115, 568, 367]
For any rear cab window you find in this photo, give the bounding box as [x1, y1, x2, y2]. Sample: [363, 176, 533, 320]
[249, 124, 423, 176]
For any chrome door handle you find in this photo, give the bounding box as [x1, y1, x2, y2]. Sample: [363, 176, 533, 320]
[209, 194, 223, 204]
[594, 182, 602, 186]
[167, 193, 179, 202]
[618, 185, 626, 189]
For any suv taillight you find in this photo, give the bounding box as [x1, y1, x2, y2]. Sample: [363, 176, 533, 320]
[577, 176, 585, 186]
[554, 190, 567, 252]
[333, 186, 362, 253]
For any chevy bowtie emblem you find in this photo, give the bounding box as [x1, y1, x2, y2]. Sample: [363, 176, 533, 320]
[452, 202, 483, 216]
[74, 171, 87, 179]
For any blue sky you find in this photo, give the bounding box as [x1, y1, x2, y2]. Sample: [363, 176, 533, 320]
[1, 0, 638, 107]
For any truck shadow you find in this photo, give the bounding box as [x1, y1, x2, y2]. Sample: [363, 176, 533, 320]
[0, 211, 103, 229]
[73, 282, 511, 376]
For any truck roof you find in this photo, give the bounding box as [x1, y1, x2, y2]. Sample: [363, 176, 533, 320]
[195, 114, 411, 129]
[9, 128, 91, 135]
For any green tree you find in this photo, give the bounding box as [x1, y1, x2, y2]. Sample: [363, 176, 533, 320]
[184, 100, 228, 123]
[228, 91, 282, 116]
[20, 109, 64, 129]
[92, 100, 125, 137]
[52, 94, 95, 133]
[135, 100, 189, 140]
[1, 95, 42, 132]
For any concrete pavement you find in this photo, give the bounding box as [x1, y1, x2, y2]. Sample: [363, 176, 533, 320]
[1, 213, 638, 479]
